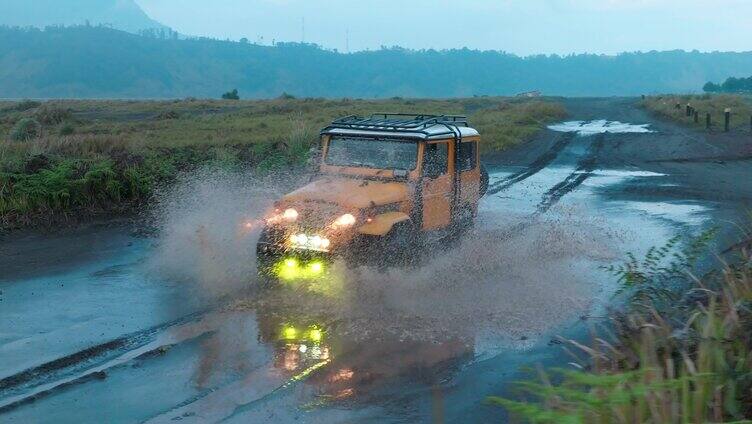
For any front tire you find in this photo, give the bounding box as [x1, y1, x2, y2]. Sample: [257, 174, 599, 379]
[479, 163, 489, 197]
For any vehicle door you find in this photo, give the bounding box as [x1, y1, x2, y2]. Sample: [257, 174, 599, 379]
[457, 139, 480, 216]
[421, 141, 453, 230]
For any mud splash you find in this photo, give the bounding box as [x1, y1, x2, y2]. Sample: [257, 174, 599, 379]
[146, 169, 624, 352]
[234, 206, 622, 351]
[144, 169, 293, 300]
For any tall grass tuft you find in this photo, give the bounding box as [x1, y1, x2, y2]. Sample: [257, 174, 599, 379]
[489, 234, 752, 422]
[10, 118, 41, 141]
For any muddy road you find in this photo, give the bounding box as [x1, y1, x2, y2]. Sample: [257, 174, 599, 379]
[1, 98, 750, 423]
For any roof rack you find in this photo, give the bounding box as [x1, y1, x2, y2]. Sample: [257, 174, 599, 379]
[321, 113, 468, 138]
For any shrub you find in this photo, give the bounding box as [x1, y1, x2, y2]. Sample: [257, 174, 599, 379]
[10, 118, 41, 141]
[7, 100, 41, 112]
[278, 92, 296, 100]
[221, 89, 240, 100]
[35, 105, 72, 125]
[59, 121, 75, 136]
[156, 110, 179, 120]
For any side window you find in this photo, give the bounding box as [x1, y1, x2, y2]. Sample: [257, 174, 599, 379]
[423, 142, 448, 178]
[459, 141, 477, 171]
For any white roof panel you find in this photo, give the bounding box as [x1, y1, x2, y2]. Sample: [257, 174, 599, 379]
[324, 125, 479, 140]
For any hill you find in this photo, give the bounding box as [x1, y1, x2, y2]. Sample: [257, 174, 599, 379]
[0, 0, 167, 34]
[2, 26, 752, 99]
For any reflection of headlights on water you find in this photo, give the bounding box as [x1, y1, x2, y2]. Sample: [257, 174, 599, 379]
[280, 324, 326, 343]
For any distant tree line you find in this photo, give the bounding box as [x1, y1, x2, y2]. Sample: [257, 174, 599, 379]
[703, 76, 752, 93]
[2, 26, 752, 98]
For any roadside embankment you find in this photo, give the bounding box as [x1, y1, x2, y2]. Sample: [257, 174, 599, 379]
[641, 93, 752, 132]
[0, 97, 566, 232]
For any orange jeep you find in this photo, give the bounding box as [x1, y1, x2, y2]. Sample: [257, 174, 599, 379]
[257, 114, 488, 278]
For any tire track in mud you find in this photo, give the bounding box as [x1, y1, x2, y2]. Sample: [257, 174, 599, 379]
[0, 308, 215, 412]
[486, 132, 575, 195]
[537, 133, 605, 212]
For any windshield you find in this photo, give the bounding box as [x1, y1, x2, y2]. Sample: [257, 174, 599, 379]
[325, 137, 418, 170]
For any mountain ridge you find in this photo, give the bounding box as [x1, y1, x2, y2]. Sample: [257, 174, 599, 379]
[1, 26, 751, 99]
[0, 0, 168, 34]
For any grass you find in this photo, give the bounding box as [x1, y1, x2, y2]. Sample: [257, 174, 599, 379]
[642, 94, 752, 131]
[0, 97, 566, 230]
[489, 229, 752, 423]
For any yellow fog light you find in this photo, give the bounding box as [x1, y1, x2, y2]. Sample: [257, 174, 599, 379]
[282, 326, 298, 340]
[309, 261, 324, 274]
[284, 258, 298, 268]
[308, 328, 323, 343]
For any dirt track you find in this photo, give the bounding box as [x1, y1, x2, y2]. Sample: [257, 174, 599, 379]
[1, 98, 750, 423]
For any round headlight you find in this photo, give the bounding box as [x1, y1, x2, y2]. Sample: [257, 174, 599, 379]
[283, 208, 298, 221]
[333, 213, 356, 227]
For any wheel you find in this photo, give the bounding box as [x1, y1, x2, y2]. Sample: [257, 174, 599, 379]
[382, 221, 420, 267]
[479, 163, 489, 197]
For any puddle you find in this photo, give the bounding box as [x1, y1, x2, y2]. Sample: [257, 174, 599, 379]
[548, 120, 654, 135]
[585, 168, 666, 188]
[614, 200, 711, 226]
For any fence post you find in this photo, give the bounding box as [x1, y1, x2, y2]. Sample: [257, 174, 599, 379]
[686, 104, 692, 117]
[706, 113, 711, 129]
[694, 110, 699, 123]
[724, 108, 731, 132]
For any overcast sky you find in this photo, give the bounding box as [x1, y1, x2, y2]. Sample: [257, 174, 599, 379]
[135, 0, 751, 55]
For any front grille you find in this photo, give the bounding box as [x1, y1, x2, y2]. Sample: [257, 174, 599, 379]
[296, 201, 343, 229]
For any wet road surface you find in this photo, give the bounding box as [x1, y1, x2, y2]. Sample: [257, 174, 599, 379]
[1, 98, 750, 423]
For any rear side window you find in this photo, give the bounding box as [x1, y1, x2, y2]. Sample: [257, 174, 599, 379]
[458, 142, 477, 171]
[423, 142, 448, 177]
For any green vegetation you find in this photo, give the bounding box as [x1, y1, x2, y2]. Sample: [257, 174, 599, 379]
[704, 76, 752, 94]
[4, 26, 752, 98]
[642, 94, 752, 130]
[0, 96, 566, 230]
[221, 89, 240, 100]
[489, 230, 752, 422]
[10, 118, 41, 141]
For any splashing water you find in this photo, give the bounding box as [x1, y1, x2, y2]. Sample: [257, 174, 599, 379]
[146, 169, 625, 350]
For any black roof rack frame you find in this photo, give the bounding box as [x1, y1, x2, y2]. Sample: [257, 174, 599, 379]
[321, 113, 468, 138]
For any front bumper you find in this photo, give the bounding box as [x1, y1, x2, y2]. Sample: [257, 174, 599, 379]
[256, 241, 333, 280]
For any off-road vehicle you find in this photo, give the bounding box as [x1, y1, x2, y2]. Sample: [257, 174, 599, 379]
[257, 113, 488, 279]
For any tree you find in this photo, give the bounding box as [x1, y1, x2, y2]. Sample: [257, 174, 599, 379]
[221, 89, 240, 100]
[703, 81, 721, 92]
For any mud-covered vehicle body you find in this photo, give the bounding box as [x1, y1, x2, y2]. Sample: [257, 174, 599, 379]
[257, 114, 488, 277]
